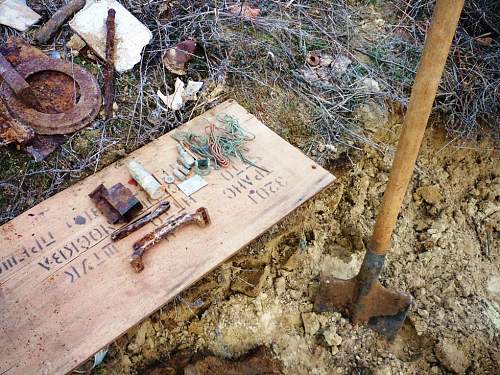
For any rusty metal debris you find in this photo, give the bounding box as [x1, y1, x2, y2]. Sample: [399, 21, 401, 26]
[314, 251, 412, 340]
[0, 52, 40, 108]
[89, 183, 144, 225]
[162, 40, 197, 75]
[130, 207, 210, 272]
[0, 37, 101, 158]
[227, 3, 261, 19]
[104, 8, 116, 120]
[111, 201, 171, 241]
[0, 57, 101, 135]
[33, 0, 86, 45]
[0, 102, 34, 145]
[25, 134, 67, 162]
[305, 52, 321, 67]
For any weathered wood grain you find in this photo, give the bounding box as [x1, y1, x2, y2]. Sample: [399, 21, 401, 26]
[0, 100, 335, 374]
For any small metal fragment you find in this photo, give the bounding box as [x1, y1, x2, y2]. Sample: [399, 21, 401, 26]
[89, 183, 143, 224]
[177, 175, 208, 196]
[130, 207, 210, 272]
[162, 40, 197, 75]
[177, 156, 193, 170]
[128, 160, 163, 200]
[164, 175, 175, 184]
[173, 169, 186, 181]
[195, 158, 210, 176]
[111, 201, 170, 241]
[177, 164, 190, 176]
[0, 101, 34, 145]
[306, 52, 321, 67]
[176, 143, 195, 167]
[104, 8, 116, 120]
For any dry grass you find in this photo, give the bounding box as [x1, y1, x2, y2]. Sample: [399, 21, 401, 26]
[0, 0, 498, 223]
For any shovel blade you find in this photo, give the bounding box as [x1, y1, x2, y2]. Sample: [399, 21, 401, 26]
[314, 276, 412, 340]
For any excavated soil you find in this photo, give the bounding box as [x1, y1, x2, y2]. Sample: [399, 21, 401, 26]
[100, 111, 499, 375]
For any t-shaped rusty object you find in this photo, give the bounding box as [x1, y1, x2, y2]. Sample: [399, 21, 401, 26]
[130, 207, 210, 272]
[0, 52, 39, 108]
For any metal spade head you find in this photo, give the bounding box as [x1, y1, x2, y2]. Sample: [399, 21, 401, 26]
[314, 251, 412, 340]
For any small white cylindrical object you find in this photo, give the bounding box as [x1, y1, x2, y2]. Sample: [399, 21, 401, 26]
[127, 160, 163, 200]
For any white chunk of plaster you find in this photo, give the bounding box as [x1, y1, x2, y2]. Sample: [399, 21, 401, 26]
[0, 0, 41, 32]
[69, 0, 152, 73]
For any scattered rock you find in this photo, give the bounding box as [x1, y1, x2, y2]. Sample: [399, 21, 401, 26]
[416, 185, 443, 205]
[331, 54, 352, 76]
[301, 312, 320, 335]
[227, 3, 261, 20]
[354, 101, 389, 131]
[67, 34, 86, 53]
[323, 327, 342, 347]
[231, 266, 269, 297]
[0, 0, 40, 32]
[435, 339, 470, 374]
[184, 347, 282, 375]
[358, 77, 380, 93]
[486, 276, 500, 304]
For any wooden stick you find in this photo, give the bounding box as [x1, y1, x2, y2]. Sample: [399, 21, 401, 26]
[34, 0, 86, 44]
[369, 0, 464, 255]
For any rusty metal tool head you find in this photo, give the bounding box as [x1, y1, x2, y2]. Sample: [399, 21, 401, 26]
[315, 251, 412, 340]
[111, 201, 171, 242]
[0, 57, 101, 135]
[130, 207, 210, 273]
[314, 0, 464, 340]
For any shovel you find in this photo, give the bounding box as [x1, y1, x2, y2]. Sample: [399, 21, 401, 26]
[314, 0, 464, 340]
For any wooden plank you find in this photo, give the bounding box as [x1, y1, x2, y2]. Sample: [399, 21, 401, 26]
[0, 100, 335, 375]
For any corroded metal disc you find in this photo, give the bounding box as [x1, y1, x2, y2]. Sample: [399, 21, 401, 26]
[0, 58, 101, 135]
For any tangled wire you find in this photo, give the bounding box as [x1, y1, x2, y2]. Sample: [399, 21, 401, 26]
[172, 113, 266, 171]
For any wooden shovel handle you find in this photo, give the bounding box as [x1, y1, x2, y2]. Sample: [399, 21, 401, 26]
[369, 0, 464, 255]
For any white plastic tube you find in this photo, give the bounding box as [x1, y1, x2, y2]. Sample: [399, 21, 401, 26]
[127, 160, 163, 200]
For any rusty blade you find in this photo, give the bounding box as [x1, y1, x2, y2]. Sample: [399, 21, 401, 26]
[111, 201, 171, 241]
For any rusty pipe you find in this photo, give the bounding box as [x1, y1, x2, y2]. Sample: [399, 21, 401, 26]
[0, 53, 39, 108]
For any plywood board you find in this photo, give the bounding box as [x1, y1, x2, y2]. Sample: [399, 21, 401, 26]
[0, 100, 335, 375]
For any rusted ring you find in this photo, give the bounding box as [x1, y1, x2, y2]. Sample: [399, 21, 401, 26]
[0, 58, 101, 135]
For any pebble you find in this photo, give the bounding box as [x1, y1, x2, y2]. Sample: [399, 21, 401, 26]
[435, 339, 470, 374]
[301, 312, 320, 335]
[323, 327, 342, 347]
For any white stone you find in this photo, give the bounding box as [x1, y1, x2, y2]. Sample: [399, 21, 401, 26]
[69, 0, 152, 73]
[323, 327, 342, 347]
[0, 0, 40, 32]
[358, 77, 381, 93]
[487, 276, 500, 304]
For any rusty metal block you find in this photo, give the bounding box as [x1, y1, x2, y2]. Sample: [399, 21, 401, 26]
[88, 183, 143, 224]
